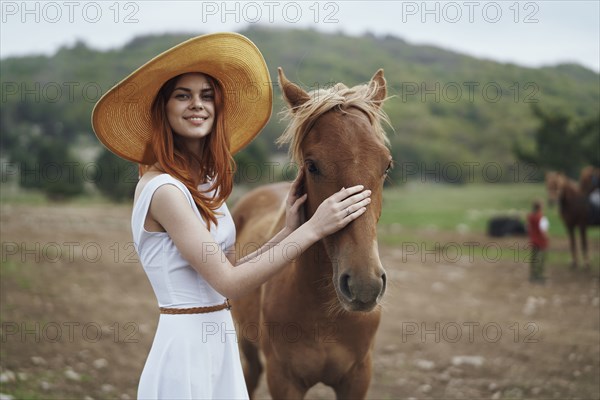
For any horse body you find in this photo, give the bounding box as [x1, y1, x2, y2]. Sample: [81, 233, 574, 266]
[545, 168, 599, 268]
[231, 68, 391, 399]
[260, 238, 382, 397]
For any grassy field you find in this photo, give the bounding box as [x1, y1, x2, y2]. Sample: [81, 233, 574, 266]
[2, 181, 589, 236]
[1, 182, 599, 399]
[381, 183, 576, 236]
[1, 181, 597, 275]
[378, 183, 599, 268]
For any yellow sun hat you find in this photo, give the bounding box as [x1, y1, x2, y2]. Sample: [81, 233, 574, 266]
[91, 32, 272, 164]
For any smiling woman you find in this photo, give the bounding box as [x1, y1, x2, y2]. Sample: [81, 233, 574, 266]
[165, 74, 216, 143]
[146, 71, 230, 228]
[91, 32, 373, 400]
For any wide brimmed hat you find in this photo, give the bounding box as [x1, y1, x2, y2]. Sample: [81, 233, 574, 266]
[92, 32, 272, 164]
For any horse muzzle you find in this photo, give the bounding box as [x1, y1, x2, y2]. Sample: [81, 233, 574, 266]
[337, 268, 387, 312]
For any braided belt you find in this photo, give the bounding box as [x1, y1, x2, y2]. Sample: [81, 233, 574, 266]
[159, 299, 231, 314]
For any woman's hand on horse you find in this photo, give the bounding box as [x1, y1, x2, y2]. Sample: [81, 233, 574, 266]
[307, 185, 371, 239]
[285, 167, 308, 232]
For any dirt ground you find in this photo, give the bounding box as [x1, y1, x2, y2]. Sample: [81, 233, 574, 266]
[1, 203, 599, 399]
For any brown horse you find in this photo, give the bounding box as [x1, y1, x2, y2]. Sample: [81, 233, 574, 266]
[545, 169, 599, 268]
[230, 68, 392, 399]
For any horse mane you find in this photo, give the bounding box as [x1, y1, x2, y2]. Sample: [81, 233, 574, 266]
[548, 172, 579, 192]
[555, 173, 581, 193]
[276, 81, 392, 163]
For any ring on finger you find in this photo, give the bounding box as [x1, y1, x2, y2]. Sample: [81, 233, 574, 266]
[346, 207, 351, 217]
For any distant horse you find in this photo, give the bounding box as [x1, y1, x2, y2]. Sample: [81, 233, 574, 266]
[545, 169, 599, 268]
[231, 68, 391, 399]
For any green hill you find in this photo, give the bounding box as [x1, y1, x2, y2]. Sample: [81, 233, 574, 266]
[1, 27, 598, 185]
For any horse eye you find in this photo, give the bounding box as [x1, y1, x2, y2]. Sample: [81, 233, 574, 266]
[384, 160, 394, 176]
[305, 160, 320, 175]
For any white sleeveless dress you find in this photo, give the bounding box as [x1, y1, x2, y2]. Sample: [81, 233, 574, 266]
[132, 174, 248, 400]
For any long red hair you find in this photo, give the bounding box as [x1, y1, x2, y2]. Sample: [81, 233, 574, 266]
[145, 73, 236, 228]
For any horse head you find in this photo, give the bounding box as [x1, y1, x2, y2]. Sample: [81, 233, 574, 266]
[277, 67, 391, 312]
[545, 171, 565, 208]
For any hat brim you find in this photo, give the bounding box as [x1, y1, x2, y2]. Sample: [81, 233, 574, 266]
[92, 32, 272, 164]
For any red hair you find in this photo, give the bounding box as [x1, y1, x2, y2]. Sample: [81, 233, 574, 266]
[146, 73, 236, 229]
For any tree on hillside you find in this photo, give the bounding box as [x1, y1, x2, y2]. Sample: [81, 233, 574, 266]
[514, 105, 599, 178]
[233, 140, 271, 184]
[94, 148, 137, 202]
[577, 114, 600, 168]
[13, 137, 85, 200]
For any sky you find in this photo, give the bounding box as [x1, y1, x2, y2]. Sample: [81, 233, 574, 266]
[1, 0, 599, 72]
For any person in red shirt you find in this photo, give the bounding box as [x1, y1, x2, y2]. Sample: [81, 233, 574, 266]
[527, 200, 550, 283]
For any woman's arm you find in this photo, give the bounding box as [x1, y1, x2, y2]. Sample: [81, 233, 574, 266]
[150, 182, 371, 299]
[234, 227, 290, 266]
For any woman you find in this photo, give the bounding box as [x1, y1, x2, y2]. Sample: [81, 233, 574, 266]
[92, 33, 371, 399]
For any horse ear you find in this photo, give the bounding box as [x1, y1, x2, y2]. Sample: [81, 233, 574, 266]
[278, 67, 310, 110]
[369, 68, 387, 108]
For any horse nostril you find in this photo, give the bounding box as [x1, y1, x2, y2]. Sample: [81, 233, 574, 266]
[380, 272, 387, 296]
[339, 273, 353, 300]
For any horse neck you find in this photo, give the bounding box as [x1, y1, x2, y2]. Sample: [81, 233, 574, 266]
[295, 240, 337, 300]
[561, 178, 581, 198]
[272, 204, 336, 299]
[559, 178, 585, 214]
